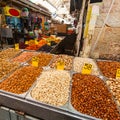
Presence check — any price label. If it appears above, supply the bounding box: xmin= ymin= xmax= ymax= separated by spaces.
xmin=56 ymin=60 xmax=65 ymax=70
xmin=35 ymin=40 xmax=39 ymax=45
xmin=25 ymin=41 xmax=29 ymax=45
xmin=32 ymin=56 xmax=39 ymax=67
xmin=15 ymin=43 xmax=19 ymax=50
xmin=82 ymin=63 xmax=92 ymax=74
xmin=116 ymin=69 xmax=120 ymax=79
xmin=47 ymin=42 xmax=51 ymax=46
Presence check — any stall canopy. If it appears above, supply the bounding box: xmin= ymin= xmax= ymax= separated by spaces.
xmin=30 ymin=0 xmax=72 ymax=23
xmin=30 ymin=0 xmax=70 ymax=13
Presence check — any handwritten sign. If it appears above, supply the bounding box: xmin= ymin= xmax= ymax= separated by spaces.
xmin=32 ymin=56 xmax=39 ymax=67
xmin=25 ymin=41 xmax=29 ymax=45
xmin=82 ymin=63 xmax=92 ymax=74
xmin=116 ymin=69 xmax=120 ymax=79
xmin=15 ymin=43 xmax=19 ymax=50
xmin=56 ymin=60 xmax=65 ymax=70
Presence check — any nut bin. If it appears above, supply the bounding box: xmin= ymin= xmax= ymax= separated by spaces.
xmin=0 ymin=58 xmax=20 ymax=80
xmin=99 ymin=54 xmax=120 ymax=62
xmin=71 ymin=73 xmax=120 ymax=120
xmin=97 ymin=61 xmax=120 ymax=79
xmin=28 ymin=52 xmax=53 ymax=67
xmin=106 ymin=78 xmax=120 ymax=107
xmin=0 ymin=66 xmax=43 ymax=95
xmin=50 ymin=54 xmax=73 ymax=70
xmin=11 ymin=51 xmax=36 ymax=63
xmin=0 ymin=48 xmax=22 ymax=60
xmin=30 ymin=70 xmax=71 ymax=107
xmin=73 ymin=57 xmax=100 ymax=76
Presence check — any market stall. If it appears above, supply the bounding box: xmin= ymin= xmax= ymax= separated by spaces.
xmin=0 ymin=0 xmax=120 ymax=120
xmin=0 ymin=48 xmax=120 ymax=120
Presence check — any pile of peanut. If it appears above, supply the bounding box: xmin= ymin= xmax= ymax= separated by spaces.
xmin=0 ymin=66 xmax=42 ymax=94
xmin=12 ymin=52 xmax=35 ymax=63
xmin=29 ymin=53 xmax=53 ymax=67
xmin=106 ymin=78 xmax=120 ymax=106
xmin=97 ymin=61 xmax=120 ymax=78
xmin=50 ymin=55 xmax=73 ymax=70
xmin=71 ymin=73 xmax=120 ymax=120
xmin=0 ymin=59 xmax=19 ymax=80
xmin=31 ymin=70 xmax=71 ymax=106
xmin=0 ymin=48 xmax=21 ymax=59
xmin=73 ymin=57 xmax=99 ymax=76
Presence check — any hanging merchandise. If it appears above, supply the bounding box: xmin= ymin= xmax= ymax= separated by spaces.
xmin=21 ymin=8 xmax=29 ymax=17
xmin=44 ymin=21 xmax=49 ymax=30
xmin=4 ymin=6 xmax=20 ymax=17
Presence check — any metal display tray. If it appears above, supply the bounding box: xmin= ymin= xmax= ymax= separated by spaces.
xmin=25 ymin=70 xmax=99 ymax=120
xmin=25 ymin=70 xmax=71 ymax=111
xmin=69 ymin=73 xmax=120 ymax=119
xmin=0 ymin=65 xmax=41 ymax=99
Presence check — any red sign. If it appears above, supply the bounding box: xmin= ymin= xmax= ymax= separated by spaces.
xmin=9 ymin=8 xmax=20 ymax=17
xmin=4 ymin=6 xmax=20 ymax=17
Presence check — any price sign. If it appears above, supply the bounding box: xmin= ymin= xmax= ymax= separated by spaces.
xmin=15 ymin=43 xmax=19 ymax=50
xmin=32 ymin=56 xmax=39 ymax=67
xmin=82 ymin=63 xmax=92 ymax=74
xmin=56 ymin=60 xmax=65 ymax=70
xmin=25 ymin=41 xmax=29 ymax=45
xmin=116 ymin=69 xmax=120 ymax=79
xmin=47 ymin=42 xmax=51 ymax=46
xmin=35 ymin=40 xmax=39 ymax=45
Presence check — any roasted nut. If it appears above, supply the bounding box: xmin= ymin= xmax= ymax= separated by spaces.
xmin=50 ymin=55 xmax=73 ymax=70
xmin=0 ymin=66 xmax=42 ymax=94
xmin=29 ymin=52 xmax=53 ymax=67
xmin=31 ymin=70 xmax=71 ymax=106
xmin=106 ymin=78 xmax=120 ymax=107
xmin=71 ymin=73 xmax=120 ymax=120
xmin=73 ymin=57 xmax=99 ymax=75
xmin=97 ymin=61 xmax=120 ymax=78
xmin=0 ymin=48 xmax=21 ymax=59
xmin=0 ymin=58 xmax=19 ymax=80
xmin=12 ymin=52 xmax=35 ymax=63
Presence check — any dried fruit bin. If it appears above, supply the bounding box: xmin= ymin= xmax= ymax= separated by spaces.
xmin=0 ymin=66 xmax=43 ymax=98
xmin=28 ymin=52 xmax=54 ymax=68
xmin=0 ymin=59 xmax=20 ymax=82
xmin=49 ymin=54 xmax=73 ymax=71
xmin=0 ymin=48 xmax=22 ymax=60
xmin=26 ymin=69 xmax=72 ymax=110
xmin=11 ymin=51 xmax=37 ymax=64
xmin=69 ymin=73 xmax=120 ymax=120
xmin=73 ymin=57 xmax=101 ymax=76
xmin=96 ymin=60 xmax=120 ymax=79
